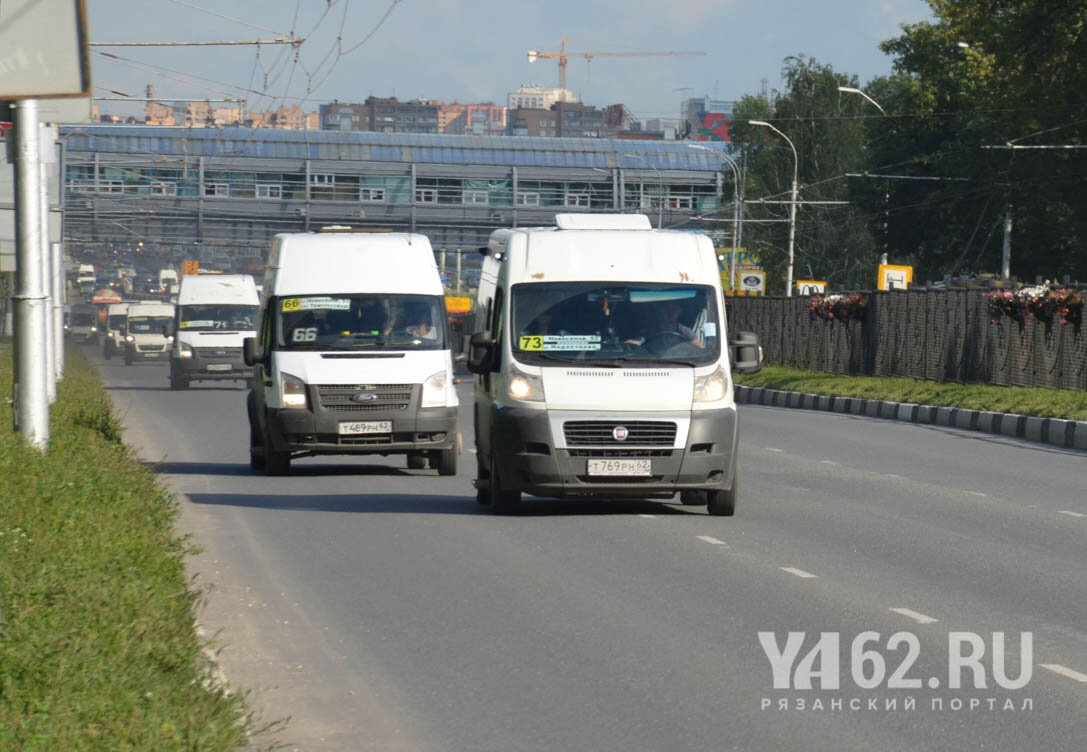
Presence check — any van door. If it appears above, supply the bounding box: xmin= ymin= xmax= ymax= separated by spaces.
xmin=474 ymin=286 xmax=503 ymax=459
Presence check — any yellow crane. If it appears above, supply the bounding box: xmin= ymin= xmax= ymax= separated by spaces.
xmin=527 ymin=38 xmax=706 ymax=102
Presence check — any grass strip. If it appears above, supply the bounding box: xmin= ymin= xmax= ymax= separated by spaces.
xmin=735 ymin=366 xmax=1087 ymax=421
xmin=0 ymin=347 xmax=253 ymax=750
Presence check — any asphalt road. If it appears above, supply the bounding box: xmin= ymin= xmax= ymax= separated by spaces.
xmin=87 ymin=343 xmax=1087 ymax=752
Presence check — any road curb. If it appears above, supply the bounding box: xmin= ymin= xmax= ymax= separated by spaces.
xmin=735 ymin=385 xmax=1087 ymax=451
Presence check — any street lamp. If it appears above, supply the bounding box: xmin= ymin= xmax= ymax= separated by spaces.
xmin=622 ymin=152 xmax=664 ymax=228
xmin=687 ymin=143 xmax=744 ymax=292
xmin=749 ymin=120 xmax=799 ymax=296
xmin=837 ymin=86 xmax=886 ymax=115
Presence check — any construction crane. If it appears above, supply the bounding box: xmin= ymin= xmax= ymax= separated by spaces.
xmin=527 ymin=38 xmax=706 ymax=102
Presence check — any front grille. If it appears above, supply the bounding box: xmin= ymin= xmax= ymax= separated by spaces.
xmin=317 ymin=383 xmax=414 ymax=412
xmin=567 ymin=449 xmax=673 ymax=458
xmin=314 ymin=433 xmax=395 ymax=446
xmin=137 ymin=344 xmax=164 ymax=352
xmin=564 ymin=421 xmax=677 ymax=447
xmin=196 ymin=347 xmax=242 ymax=359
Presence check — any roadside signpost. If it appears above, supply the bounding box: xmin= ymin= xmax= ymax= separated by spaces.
xmin=2 ymin=0 xmax=92 ymax=451
xmin=878 ymin=264 xmax=913 ymax=291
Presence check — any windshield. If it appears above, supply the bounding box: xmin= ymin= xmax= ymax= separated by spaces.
xmin=179 ymin=304 xmax=257 ymax=332
xmin=128 ymin=316 xmax=174 ymax=335
xmin=511 ymin=282 xmax=721 ymax=366
xmin=71 ymin=313 xmax=95 ymax=326
xmin=275 ymin=294 xmax=446 ymax=351
xmin=108 ymin=314 xmax=127 ymax=330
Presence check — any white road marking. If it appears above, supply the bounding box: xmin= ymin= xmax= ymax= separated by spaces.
xmin=964 ymin=491 xmax=988 ymax=497
xmin=820 ymin=460 xmax=840 ymax=466
xmin=766 ymin=447 xmax=785 ymax=453
xmin=1039 ymin=664 xmax=1087 ymax=682
xmin=638 ymin=514 xmax=657 ymax=519
xmin=884 ymin=473 xmax=906 ymax=480
xmin=779 ymin=567 xmax=817 ymax=579
xmin=889 ymin=607 xmax=939 ymax=624
xmin=696 ymin=535 xmax=727 ymax=546
xmin=1057 ymin=510 xmax=1086 ymax=518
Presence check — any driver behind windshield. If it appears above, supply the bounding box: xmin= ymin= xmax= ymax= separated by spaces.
xmin=625 ymin=299 xmax=704 ymax=349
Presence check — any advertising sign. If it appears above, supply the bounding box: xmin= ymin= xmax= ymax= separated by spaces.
xmin=878 ymin=264 xmax=913 ymax=291
xmin=797 ymin=280 xmax=827 ymax=295
xmin=182 ymin=259 xmax=199 ymax=276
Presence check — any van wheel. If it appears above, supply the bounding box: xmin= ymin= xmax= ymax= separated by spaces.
xmin=124 ymin=350 xmax=133 ymax=365
xmin=406 ymin=453 xmax=427 ymax=470
xmin=436 ymin=447 xmax=457 ymax=476
xmin=249 ymin=420 xmax=266 ymax=471
xmin=706 ymin=467 xmax=738 ymax=517
xmin=103 ymin=345 xmax=112 ymax=361
xmin=263 ymin=423 xmax=291 ymax=476
xmin=489 ymin=450 xmax=521 ymax=515
xmin=170 ymin=369 xmax=188 ymax=390
xmin=680 ymin=490 xmax=707 ymax=506
xmin=475 ymin=456 xmax=490 ymax=505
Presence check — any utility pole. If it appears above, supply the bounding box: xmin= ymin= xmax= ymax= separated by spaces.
xmin=1001 ymin=204 xmax=1012 ymax=281
xmin=12 ymin=100 xmax=49 ymax=449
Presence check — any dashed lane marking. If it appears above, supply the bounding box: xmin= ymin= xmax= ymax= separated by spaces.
xmin=780 ymin=567 xmax=817 ymax=579
xmin=964 ymin=491 xmax=988 ymax=497
xmin=1039 ymin=664 xmax=1087 ymax=683
xmin=766 ymin=447 xmax=784 ymax=453
xmin=638 ymin=514 xmax=657 ymax=519
xmin=889 ymin=607 xmax=939 ymax=625
xmin=696 ymin=535 xmax=727 ymax=546
xmin=1057 ymin=510 xmax=1085 ymax=518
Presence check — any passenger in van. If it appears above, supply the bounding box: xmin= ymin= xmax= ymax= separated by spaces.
xmin=625 ymin=299 xmax=704 ymax=349
xmin=405 ymin=302 xmax=438 ymax=340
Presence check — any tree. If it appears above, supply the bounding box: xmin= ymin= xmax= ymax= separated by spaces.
xmin=731 ymin=57 xmax=879 ymax=291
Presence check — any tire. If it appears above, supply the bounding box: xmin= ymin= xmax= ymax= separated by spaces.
xmin=249 ymin=419 xmax=266 ymax=471
xmin=706 ymin=466 xmax=738 ymax=517
xmin=436 ymin=446 xmax=457 ymax=476
xmin=407 ymin=453 xmax=427 ymax=470
xmin=475 ymin=455 xmax=490 ymax=505
xmin=124 ymin=350 xmax=133 ymax=366
xmin=263 ymin=421 xmax=291 ymax=476
xmin=103 ymin=343 xmax=112 ymax=361
xmin=680 ymin=490 xmax=707 ymax=506
xmin=169 ymin=368 xmax=188 ymax=390
xmin=489 ymin=449 xmax=521 ymax=515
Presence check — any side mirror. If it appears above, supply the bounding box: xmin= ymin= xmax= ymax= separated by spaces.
xmin=730 ymin=331 xmax=762 ymax=374
xmin=466 ymin=331 xmax=494 ymax=374
xmin=242 ymin=337 xmax=263 ymax=367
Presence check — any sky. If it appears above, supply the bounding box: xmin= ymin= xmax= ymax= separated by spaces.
xmin=88 ymin=0 xmax=936 ymax=121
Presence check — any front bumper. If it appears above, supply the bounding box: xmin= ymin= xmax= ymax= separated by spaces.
xmin=266 ymin=384 xmax=457 ymax=455
xmin=128 ymin=346 xmax=169 ymax=361
xmin=490 ymin=406 xmax=738 ymax=499
xmin=173 ymin=354 xmax=252 ymax=381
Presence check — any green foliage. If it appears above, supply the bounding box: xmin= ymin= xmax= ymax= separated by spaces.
xmin=725 ymin=2 xmax=1086 ymax=288
xmin=0 ymin=349 xmax=254 ymax=750
xmin=735 ymin=365 xmax=1087 ymax=421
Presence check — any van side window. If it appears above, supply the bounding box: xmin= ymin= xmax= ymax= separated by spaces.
xmin=491 ymin=288 xmax=504 ymax=368
xmin=260 ymin=301 xmax=274 ymax=352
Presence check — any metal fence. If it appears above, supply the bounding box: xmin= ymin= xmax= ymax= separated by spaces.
xmin=727 ymin=288 xmax=1087 ymax=391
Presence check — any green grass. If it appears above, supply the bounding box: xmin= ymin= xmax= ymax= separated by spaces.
xmin=734 ymin=366 xmax=1087 ymax=421
xmin=0 ymin=348 xmax=255 ymax=750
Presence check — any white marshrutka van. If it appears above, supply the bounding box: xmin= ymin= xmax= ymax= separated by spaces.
xmin=170 ymin=274 xmax=260 ymax=389
xmin=244 ymin=230 xmax=459 ymax=477
xmin=122 ymin=302 xmax=176 ymax=364
xmin=103 ymin=302 xmax=131 ymax=359
xmin=467 ymin=214 xmax=761 ymax=515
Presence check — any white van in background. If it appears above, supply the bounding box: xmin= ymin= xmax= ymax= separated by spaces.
xmin=171 ymin=274 xmax=259 ymax=390
xmin=122 ymin=302 xmax=176 ymax=365
xmin=103 ymin=302 xmax=130 ymax=360
xmin=466 ymin=214 xmax=761 ymax=515
xmin=159 ymin=268 xmax=179 ymax=296
xmin=244 ymin=229 xmax=459 ymax=477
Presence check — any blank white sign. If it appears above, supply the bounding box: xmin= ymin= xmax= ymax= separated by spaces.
xmin=0 ymin=0 xmax=90 ymax=99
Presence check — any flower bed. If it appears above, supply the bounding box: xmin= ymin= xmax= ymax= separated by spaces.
xmin=986 ymin=284 xmax=1083 ymax=326
xmin=808 ymin=293 xmax=867 ymax=324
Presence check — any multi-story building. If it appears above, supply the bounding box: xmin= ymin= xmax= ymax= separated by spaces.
xmin=507 ymin=85 xmax=576 ymax=111
xmin=320 ymin=97 xmax=440 ymax=134
xmin=249 ymin=105 xmax=319 ymax=130
xmin=682 ymin=96 xmax=735 ymax=141
xmin=508 ymin=102 xmax=604 ymax=138
xmin=439 ymin=103 xmax=507 ymax=136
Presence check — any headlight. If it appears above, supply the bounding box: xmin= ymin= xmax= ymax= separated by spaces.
xmin=106 ymin=331 xmax=114 ymax=338
xmin=421 ymin=370 xmax=449 ymax=408
xmin=166 ymin=335 xmax=175 ymax=343
xmin=507 ymin=365 xmax=544 ymax=403
xmin=91 ymin=326 xmax=97 ymax=332
xmin=693 ymin=365 xmax=728 ymax=403
xmin=280 ymin=371 xmax=307 ymax=408
xmin=177 ymin=342 xmax=193 ymax=358
xmin=125 ymin=334 xmax=135 ymax=342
